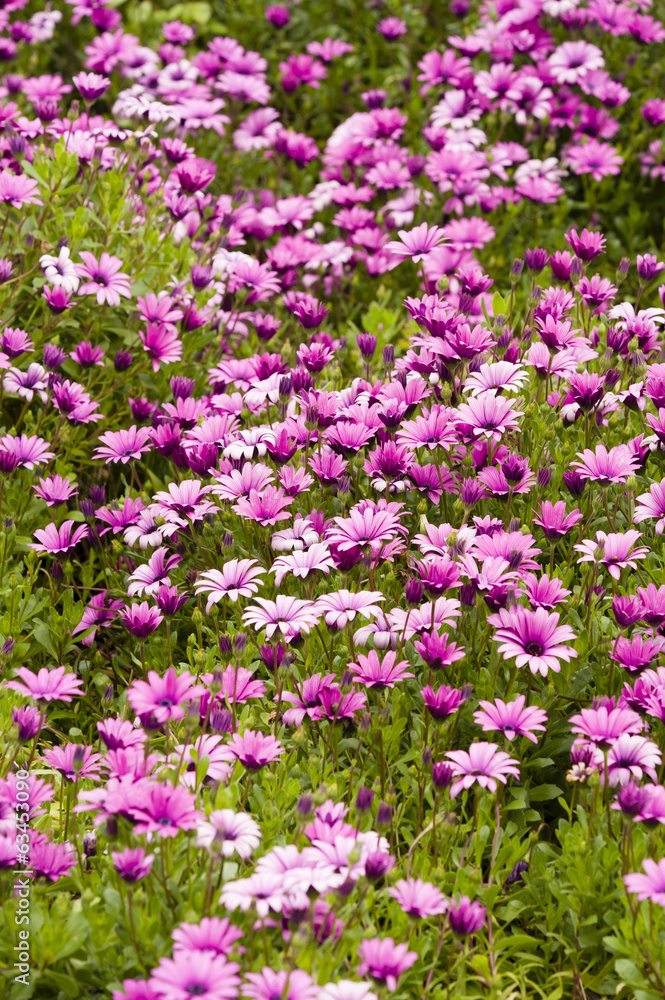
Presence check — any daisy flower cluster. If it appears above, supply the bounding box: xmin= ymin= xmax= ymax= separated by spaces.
xmin=2 ymin=0 xmax=665 ymax=997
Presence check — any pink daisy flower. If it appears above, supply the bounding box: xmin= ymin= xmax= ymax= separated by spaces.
xmin=76 ymin=251 xmax=132 ymax=305
xmin=172 ymin=916 xmax=243 ymax=956
xmin=31 ymin=520 xmax=89 ymax=555
xmin=624 ymin=858 xmax=665 ymax=905
xmin=348 ymin=650 xmax=414 ymax=689
xmin=571 ymin=444 xmax=638 ymax=485
xmin=634 ymin=480 xmax=665 ymax=535
xmin=242 ymin=595 xmax=320 ymax=641
xmin=270 ymin=544 xmax=335 ymax=587
xmin=150 ymin=949 xmax=240 ymax=1000
xmin=385 ymin=223 xmax=448 ymax=263
xmin=0 ymin=169 xmax=42 ymax=207
xmin=473 ymin=695 xmax=547 ymax=743
xmin=140 ymin=323 xmax=183 ymax=372
xmin=315 ymin=590 xmax=385 ymax=630
xmin=357 ymin=938 xmax=417 ymax=992
xmin=227 ymin=731 xmax=284 ymax=770
xmin=128 ymin=668 xmax=204 ymax=724
xmin=196 ymin=809 xmax=262 ymax=858
xmin=574 ymin=530 xmax=649 ymax=580
xmin=93 ymin=426 xmax=153 ymax=465
xmin=7 ymin=665 xmax=84 ymax=703
xmin=232 ymin=486 xmax=292 ymax=526
xmin=455 ymin=391 xmax=523 ymax=442
xmin=195 ymin=560 xmax=265 ymax=611
xmin=569 ymin=705 xmax=642 ymax=749
xmin=387 ymin=878 xmax=448 ymax=919
xmin=243 ymin=969 xmax=317 ymax=1000
xmin=490 ymin=606 xmax=577 ymax=677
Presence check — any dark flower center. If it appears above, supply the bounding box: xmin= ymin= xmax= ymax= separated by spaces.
xmin=156 ymin=816 xmax=172 ymax=826
xmin=525 ymin=641 xmax=544 ymax=656
xmin=186 ymin=985 xmax=207 ymax=996
xmin=93 ymin=273 xmax=107 ymax=286
xmin=157 ymin=698 xmax=174 ymax=706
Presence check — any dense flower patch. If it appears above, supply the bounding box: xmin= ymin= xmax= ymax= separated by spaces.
xmin=3 ymin=0 xmax=665 ymax=997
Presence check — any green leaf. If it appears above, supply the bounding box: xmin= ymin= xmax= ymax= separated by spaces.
xmin=31 ymin=621 xmax=59 ymax=659
xmin=529 ymin=784 xmax=564 ymax=802
xmin=616 ymin=958 xmax=649 ymax=989
xmin=492 ymin=291 xmax=507 ymax=316
xmin=42 ymin=971 xmax=81 ymax=996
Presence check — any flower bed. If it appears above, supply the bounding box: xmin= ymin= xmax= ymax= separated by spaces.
xmin=1 ymin=0 xmax=665 ymax=997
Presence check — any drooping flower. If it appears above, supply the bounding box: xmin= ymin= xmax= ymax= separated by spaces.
xmin=242 ymin=596 xmax=320 ymax=641
xmin=348 ymin=651 xmax=413 ymax=690
xmin=195 ymin=561 xmax=265 ymax=611
xmin=445 ymin=743 xmax=520 ymax=797
xmin=7 ymin=665 xmax=84 ymax=703
xmin=473 ymin=695 xmax=547 ymax=743
xmin=31 ymin=520 xmax=89 ymax=555
xmin=93 ymin=426 xmax=153 ymax=465
xmin=227 ymin=731 xmax=284 ymax=770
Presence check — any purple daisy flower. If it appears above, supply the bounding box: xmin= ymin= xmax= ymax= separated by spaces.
xmin=357 ymin=937 xmax=417 ymax=992
xmin=387 ymin=878 xmax=448 ymax=918
xmin=448 ymin=896 xmax=487 ymax=936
